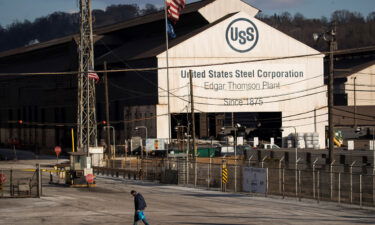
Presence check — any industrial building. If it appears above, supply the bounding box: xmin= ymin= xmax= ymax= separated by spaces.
xmin=0 ymin=0 xmax=374 ymax=152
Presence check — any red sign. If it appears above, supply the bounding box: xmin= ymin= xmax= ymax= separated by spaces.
xmin=0 ymin=173 xmax=6 ymax=184
xmin=85 ymin=174 xmax=94 ymax=184
xmin=54 ymin=146 xmax=62 ymax=156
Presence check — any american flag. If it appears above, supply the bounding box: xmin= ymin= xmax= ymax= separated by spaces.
xmin=166 ymin=0 xmax=186 ymax=22
xmin=87 ymin=71 xmax=99 ymax=82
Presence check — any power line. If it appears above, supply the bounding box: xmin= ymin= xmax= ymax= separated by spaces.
xmin=345 ymin=83 xmax=375 ymax=88
xmin=97 ymin=39 xmax=192 ymax=108
xmin=332 ymin=113 xmax=375 ymax=122
xmin=333 ymin=107 xmax=375 ymax=119
xmin=1 ymin=46 xmax=375 ymax=77
xmin=10 ymin=105 xmax=375 ymax=127
xmin=0 ymin=106 xmax=328 ymax=127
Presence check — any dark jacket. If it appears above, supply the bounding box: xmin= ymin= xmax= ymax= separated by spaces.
xmin=134 ymin=193 xmax=147 ymax=211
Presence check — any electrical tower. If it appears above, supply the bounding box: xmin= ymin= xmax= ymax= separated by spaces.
xmin=77 ymin=0 xmax=97 ymax=154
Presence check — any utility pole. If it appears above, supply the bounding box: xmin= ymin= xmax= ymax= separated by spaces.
xmin=104 ymin=61 xmax=111 ymax=159
xmin=189 ymin=70 xmax=197 ymax=157
xmin=231 ymin=112 xmax=234 ymax=128
xmin=77 ymin=0 xmax=97 ymax=155
xmin=353 ymin=77 xmax=357 ymax=130
xmin=164 ymin=2 xmax=171 ymax=155
xmin=328 ymin=22 xmax=337 ymax=164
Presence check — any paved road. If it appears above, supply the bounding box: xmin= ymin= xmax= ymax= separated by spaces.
xmin=1 ymin=172 xmax=375 ymax=225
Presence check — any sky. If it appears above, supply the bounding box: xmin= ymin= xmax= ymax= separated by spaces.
xmin=0 ymin=0 xmax=374 ymax=27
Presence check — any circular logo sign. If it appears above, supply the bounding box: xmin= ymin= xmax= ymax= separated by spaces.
xmin=226 ymin=18 xmax=259 ymax=53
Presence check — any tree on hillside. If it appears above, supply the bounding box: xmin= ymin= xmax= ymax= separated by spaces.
xmin=0 ymin=5 xmax=374 ymax=53
xmin=140 ymin=4 xmax=160 ymax=15
xmin=0 ymin=4 xmax=151 ymax=52
xmin=257 ymin=10 xmax=375 ymax=51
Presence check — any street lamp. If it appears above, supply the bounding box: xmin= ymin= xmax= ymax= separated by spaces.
xmin=135 ymin=126 xmax=147 ymax=158
xmin=313 ymin=22 xmax=337 ymax=164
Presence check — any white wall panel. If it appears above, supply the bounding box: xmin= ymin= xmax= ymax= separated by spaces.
xmin=346 ymin=65 xmax=375 ymax=106
xmin=156 ymin=11 xmax=327 ymax=147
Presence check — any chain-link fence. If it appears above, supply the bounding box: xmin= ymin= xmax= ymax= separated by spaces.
xmin=0 ymin=165 xmax=42 ymax=198
xmin=96 ymin=157 xmax=375 ymax=207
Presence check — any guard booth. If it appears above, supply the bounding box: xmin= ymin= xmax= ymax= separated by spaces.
xmin=66 ymin=152 xmax=95 ymax=187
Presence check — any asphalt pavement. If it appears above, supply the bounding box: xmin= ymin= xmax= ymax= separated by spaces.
xmin=1 ymin=169 xmax=375 ymax=225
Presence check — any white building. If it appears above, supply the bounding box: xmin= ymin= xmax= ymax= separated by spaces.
xmin=0 ymin=0 xmax=330 ymax=150
xmin=156 ymin=0 xmax=327 ymax=147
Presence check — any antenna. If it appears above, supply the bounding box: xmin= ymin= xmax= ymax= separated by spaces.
xmin=77 ymin=0 xmax=98 ymax=154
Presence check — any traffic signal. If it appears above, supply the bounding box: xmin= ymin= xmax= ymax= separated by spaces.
xmin=18 ymin=120 xmax=23 ymax=124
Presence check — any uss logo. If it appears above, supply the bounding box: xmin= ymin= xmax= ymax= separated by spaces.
xmin=226 ymin=18 xmax=259 ymax=53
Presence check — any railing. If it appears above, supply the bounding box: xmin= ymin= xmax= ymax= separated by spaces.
xmin=0 ymin=164 xmax=42 ymax=198
xmin=96 ymin=157 xmax=375 ymax=207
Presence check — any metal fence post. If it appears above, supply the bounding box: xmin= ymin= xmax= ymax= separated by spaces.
xmin=248 ymin=155 xmax=254 ymax=167
xmin=317 ymin=170 xmax=320 ymax=204
xmin=37 ymin=163 xmax=42 ymax=198
xmin=338 ymin=172 xmax=341 ymax=205
xmin=360 ymin=174 xmax=363 ymax=208
xmin=234 ymin=157 xmax=237 ymax=193
xmin=350 ymin=161 xmax=356 ymax=204
xmin=0 ymin=169 xmax=3 ymax=197
xmin=10 ymin=169 xmax=13 ymax=197
xmin=220 ymin=160 xmax=223 ymax=191
xmin=194 ymin=157 xmax=197 ymax=187
xmin=330 ymin=160 xmax=336 ymax=200
xmin=313 ymin=158 xmax=318 ymax=199
xmin=282 ymin=168 xmax=285 ymax=199
xmin=295 ymin=158 xmax=301 ymax=199
xmin=187 ymin=159 xmax=190 ymax=185
xmin=145 ymin=159 xmax=148 ymax=180
xmin=208 ymin=156 xmax=212 ymax=189
xmin=279 ymin=156 xmax=285 ymax=194
xmin=137 ymin=156 xmax=139 ymax=173
xmin=261 ymin=156 xmax=267 ymax=168
xmin=266 ymin=168 xmax=269 ymax=197
xmin=298 ymin=170 xmax=302 ymax=201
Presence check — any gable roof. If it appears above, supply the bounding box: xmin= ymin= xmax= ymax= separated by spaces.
xmin=328 ymin=46 xmax=375 ymax=78
xmin=0 ymin=0 xmax=216 ymax=59
xmin=95 ymin=0 xmax=216 ymax=35
xmin=96 ymin=13 xmax=235 ymax=64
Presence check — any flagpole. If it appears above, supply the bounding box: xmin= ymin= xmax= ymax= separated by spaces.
xmin=164 ymin=1 xmax=171 ymax=155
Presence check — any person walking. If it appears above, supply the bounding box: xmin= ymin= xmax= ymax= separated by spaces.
xmin=131 ymin=190 xmax=150 ymax=225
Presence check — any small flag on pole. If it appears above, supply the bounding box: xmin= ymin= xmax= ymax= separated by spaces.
xmin=167 ymin=20 xmax=176 ymax=39
xmin=88 ymin=70 xmax=99 ymax=82
xmin=166 ymin=0 xmax=186 ymax=22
